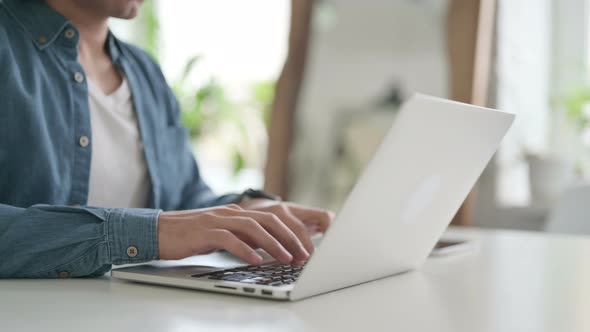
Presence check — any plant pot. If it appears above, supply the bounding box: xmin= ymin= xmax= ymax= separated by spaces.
xmin=526 ymin=155 xmax=575 ymax=207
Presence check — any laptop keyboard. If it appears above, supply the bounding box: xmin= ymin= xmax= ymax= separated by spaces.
xmin=192 ymin=263 xmax=303 ymax=287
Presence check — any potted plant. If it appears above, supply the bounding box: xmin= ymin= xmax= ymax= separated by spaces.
xmin=133 ymin=1 xmax=271 ymax=179
xmin=562 ymin=85 xmax=590 ymax=148
xmin=525 ymin=85 xmax=590 ymax=206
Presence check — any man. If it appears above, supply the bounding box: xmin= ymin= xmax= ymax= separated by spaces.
xmin=0 ymin=0 xmax=333 ymax=278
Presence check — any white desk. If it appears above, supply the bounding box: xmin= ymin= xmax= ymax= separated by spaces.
xmin=1 ymin=227 xmax=589 ymax=332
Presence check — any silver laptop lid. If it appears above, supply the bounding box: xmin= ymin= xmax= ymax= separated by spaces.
xmin=290 ymin=94 xmax=514 ymax=300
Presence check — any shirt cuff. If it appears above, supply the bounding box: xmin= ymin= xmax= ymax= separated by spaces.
xmin=106 ymin=208 xmax=161 ymax=265
xmin=222 ymin=193 xmax=242 ymax=205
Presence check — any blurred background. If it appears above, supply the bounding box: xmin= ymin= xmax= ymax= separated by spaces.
xmin=111 ymin=0 xmax=590 ymax=235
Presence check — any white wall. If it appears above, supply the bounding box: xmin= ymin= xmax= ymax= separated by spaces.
xmin=290 ymin=0 xmax=450 ymax=206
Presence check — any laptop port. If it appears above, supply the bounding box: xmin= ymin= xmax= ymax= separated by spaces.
xmin=243 ymin=287 xmax=256 ymax=293
xmin=261 ymin=290 xmax=273 ymax=296
xmin=214 ymin=285 xmax=236 ymax=290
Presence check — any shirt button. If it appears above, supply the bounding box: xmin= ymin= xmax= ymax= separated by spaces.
xmin=79 ymin=135 xmax=89 ymax=147
xmin=64 ymin=29 xmax=76 ymax=39
xmin=74 ymin=72 xmax=84 ymax=83
xmin=127 ymin=246 xmax=139 ymax=258
xmin=38 ymin=36 xmax=47 ymax=44
xmin=58 ymin=271 xmax=70 ymax=279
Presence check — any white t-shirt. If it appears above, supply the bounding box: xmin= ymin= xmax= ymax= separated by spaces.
xmin=86 ymin=77 xmax=150 ymax=208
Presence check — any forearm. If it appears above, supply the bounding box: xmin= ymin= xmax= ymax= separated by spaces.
xmin=0 ymin=204 xmax=160 ymax=278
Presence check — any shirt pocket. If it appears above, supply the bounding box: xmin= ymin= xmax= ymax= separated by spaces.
xmin=160 ymin=126 xmax=191 ymax=166
xmin=157 ymin=126 xmax=194 ymax=206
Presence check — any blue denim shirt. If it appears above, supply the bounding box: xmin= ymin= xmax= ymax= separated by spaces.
xmin=0 ymin=0 xmax=238 ymax=278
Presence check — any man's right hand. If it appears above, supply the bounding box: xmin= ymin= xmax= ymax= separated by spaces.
xmin=157 ymin=204 xmax=312 ymax=265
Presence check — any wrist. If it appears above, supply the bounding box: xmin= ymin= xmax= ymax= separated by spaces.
xmin=236 ymin=189 xmax=281 ymax=205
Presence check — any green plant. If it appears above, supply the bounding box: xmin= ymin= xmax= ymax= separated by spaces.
xmin=250 ymin=80 xmax=276 ymax=129
xmin=562 ymin=86 xmax=590 ymax=130
xmin=135 ymin=0 xmax=160 ymax=61
xmin=132 ymin=1 xmax=274 ymax=175
xmin=172 ymin=56 xmax=250 ymax=174
xmin=171 ymin=56 xmax=226 ymax=138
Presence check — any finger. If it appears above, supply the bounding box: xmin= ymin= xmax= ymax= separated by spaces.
xmin=217 ymin=217 xmax=294 ymax=264
xmin=270 ymin=206 xmax=315 ymax=255
xmin=285 ymin=204 xmax=334 ymax=233
xmin=238 ymin=210 xmax=310 ymax=261
xmin=292 ymin=259 xmax=307 ymax=266
xmin=209 ymin=229 xmax=263 ymax=265
xmin=306 ymin=224 xmax=322 ymax=235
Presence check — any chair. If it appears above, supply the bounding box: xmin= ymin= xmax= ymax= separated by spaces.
xmin=545 ymin=184 xmax=590 ymax=235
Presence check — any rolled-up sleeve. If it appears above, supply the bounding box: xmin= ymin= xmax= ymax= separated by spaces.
xmin=0 ymin=204 xmax=160 ymax=278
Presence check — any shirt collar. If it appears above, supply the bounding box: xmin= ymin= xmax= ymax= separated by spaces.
xmin=1 ymin=0 xmax=125 ymax=61
xmin=1 ymin=0 xmax=70 ymax=50
xmin=107 ymin=31 xmax=123 ymax=64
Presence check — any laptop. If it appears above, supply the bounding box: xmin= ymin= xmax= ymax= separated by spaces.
xmin=112 ymin=94 xmax=515 ymax=301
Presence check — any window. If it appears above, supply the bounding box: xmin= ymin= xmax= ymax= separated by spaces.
xmin=111 ymin=0 xmax=291 ymax=193
xmin=495 ymin=0 xmax=589 ymax=207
